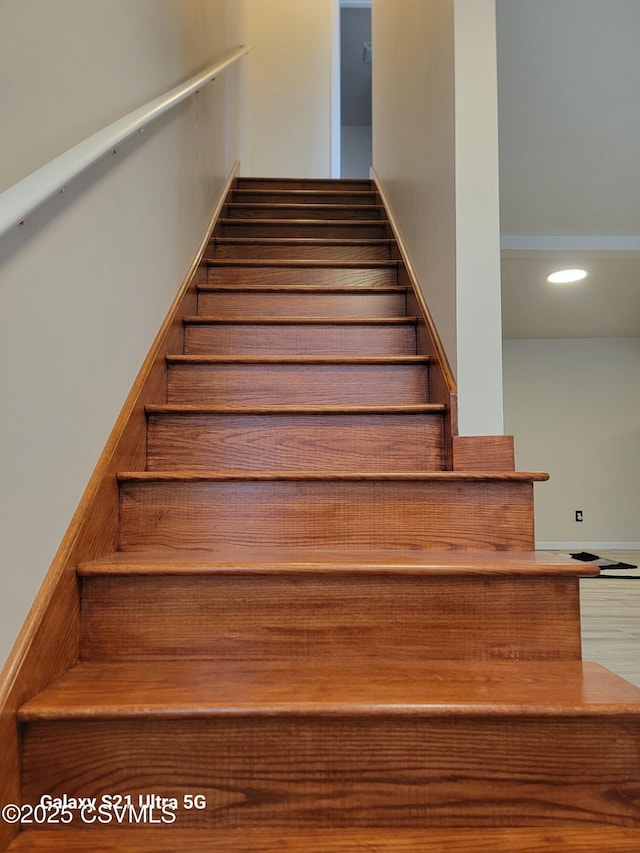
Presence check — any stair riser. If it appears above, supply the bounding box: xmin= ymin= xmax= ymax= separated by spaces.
xmin=206 ymin=267 xmax=398 ymax=287
xmin=230 ymin=192 xmax=378 ymax=205
xmin=167 ymin=364 xmax=430 ymax=406
xmin=22 ymin=717 xmax=640 ymax=827
xmin=80 ymin=574 xmax=581 ymax=661
xmin=197 ymin=291 xmax=406 ymax=318
xmin=227 ymin=205 xmax=384 ymax=220
xmin=183 ymin=324 xmax=417 ymax=357
xmin=207 ymin=242 xmax=392 ymax=260
xmin=8 ymin=828 xmax=640 ymax=852
xmin=235 ymin=178 xmax=373 ymax=192
xmin=146 ymin=413 xmax=444 ymax=471
xmin=218 ymin=222 xmax=388 ymax=238
xmin=117 ymin=480 xmax=536 ymax=551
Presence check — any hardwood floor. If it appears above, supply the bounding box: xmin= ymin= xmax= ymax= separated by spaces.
xmin=551 ymin=550 xmax=640 ymax=686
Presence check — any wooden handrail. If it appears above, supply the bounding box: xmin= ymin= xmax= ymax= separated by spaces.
xmin=0 ymin=45 xmax=249 ymax=240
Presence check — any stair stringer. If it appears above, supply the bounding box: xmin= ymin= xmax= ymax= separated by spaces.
xmin=371 ymin=169 xmax=458 ymax=466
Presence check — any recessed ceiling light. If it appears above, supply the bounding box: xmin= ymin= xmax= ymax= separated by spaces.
xmin=547 ymin=268 xmax=588 ymax=284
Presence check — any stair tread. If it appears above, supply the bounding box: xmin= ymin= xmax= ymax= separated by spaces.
xmin=10 ymin=827 xmax=640 ymax=851
xmin=19 ymin=660 xmax=640 ymax=720
xmin=232 ymin=189 xmax=378 ymax=198
xmin=197 ymin=284 xmax=407 ymax=292
xmin=220 ymin=218 xmax=388 ymax=226
xmin=116 ymin=470 xmax=550 ymax=483
xmin=206 ymin=258 xmax=399 ymax=268
xmin=227 ymin=203 xmax=385 ymax=211
xmin=184 ymin=315 xmax=417 ymax=325
xmin=146 ymin=403 xmax=445 ymax=414
xmin=78 ymin=548 xmax=595 ymax=576
xmin=212 ymin=237 xmax=394 ymax=245
xmin=167 ymin=354 xmax=431 ymax=364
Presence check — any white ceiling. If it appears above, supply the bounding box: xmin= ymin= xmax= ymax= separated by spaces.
xmin=496 ymin=0 xmax=640 ymax=339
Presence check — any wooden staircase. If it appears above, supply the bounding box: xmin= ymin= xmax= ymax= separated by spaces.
xmin=3 ymin=176 xmax=640 ymax=851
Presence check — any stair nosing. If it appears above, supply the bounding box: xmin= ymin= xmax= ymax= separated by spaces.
xmin=211 ymin=238 xmax=394 ymax=246
xmin=226 ymin=203 xmax=385 ymax=211
xmin=77 ymin=548 xmax=597 ymax=578
xmin=18 ymin=661 xmax=640 ymax=722
xmin=183 ymin=316 xmax=417 ymax=326
xmin=116 ymin=470 xmax=550 ymax=483
xmin=145 ymin=404 xmax=445 ymax=415
xmin=230 ymin=189 xmax=378 ymax=198
xmin=206 ymin=258 xmax=399 ymax=268
xmin=197 ymin=285 xmax=407 ymax=293
xmin=166 ymin=355 xmax=431 ymax=364
xmin=219 ymin=218 xmax=389 ymax=226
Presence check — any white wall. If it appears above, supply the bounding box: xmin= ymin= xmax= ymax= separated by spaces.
xmin=238 ymin=0 xmax=334 ymax=177
xmin=372 ymin=0 xmax=503 ymax=435
xmin=0 ymin=0 xmax=243 ymax=667
xmin=372 ymin=0 xmax=456 ymax=369
xmin=453 ymin=0 xmax=503 ymax=435
xmin=503 ymin=337 xmax=640 ymax=548
xmin=496 ymin=0 xmax=640 ymax=239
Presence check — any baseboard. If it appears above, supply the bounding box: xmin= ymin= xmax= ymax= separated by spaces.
xmin=537 ymin=542 xmax=640 ymax=551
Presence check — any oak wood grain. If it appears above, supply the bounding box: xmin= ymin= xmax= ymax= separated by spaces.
xmin=234 ymin=177 xmax=373 ymax=191
xmin=453 ymin=435 xmax=516 ymax=471
xmin=226 ymin=203 xmax=385 ymax=220
xmin=183 ymin=318 xmax=417 ymax=356
xmin=77 ymin=547 xmax=597 ymax=577
xmin=146 ymin=409 xmax=445 ymax=471
xmin=20 ymin=661 xmax=640 ymax=717
xmin=230 ymin=189 xmax=379 ymax=205
xmin=118 ymin=469 xmax=549 ymax=483
xmin=217 ymin=219 xmax=389 ymax=239
xmin=206 ymin=263 xmax=398 ymax=287
xmin=167 ymin=358 xmax=431 ymax=405
xmin=197 ymin=288 xmax=406 ymax=317
xmin=117 ymin=476 xmax=538 ymax=551
xmin=78 ymin=573 xmax=581 ymax=660
xmin=20 ymin=713 xmax=640 ymax=827
xmin=8 ymin=827 xmax=640 ymax=852
xmin=207 ymin=237 xmax=393 ymax=260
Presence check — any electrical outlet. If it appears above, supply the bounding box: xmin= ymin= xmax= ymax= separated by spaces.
xmin=575 ymin=510 xmax=583 ymax=522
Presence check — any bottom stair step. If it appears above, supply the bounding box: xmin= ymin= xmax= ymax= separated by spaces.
xmin=7 ymin=827 xmax=640 ymax=851
xmin=18 ymin=661 xmax=640 ymax=829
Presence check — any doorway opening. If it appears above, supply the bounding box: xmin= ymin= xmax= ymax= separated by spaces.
xmin=336 ymin=0 xmax=372 ymax=178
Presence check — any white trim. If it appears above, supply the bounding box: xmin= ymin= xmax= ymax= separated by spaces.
xmin=0 ymin=45 xmax=249 ymax=240
xmin=537 ymin=542 xmax=640 ymax=551
xmin=501 ymin=234 xmax=640 ymax=253
xmin=331 ymin=0 xmax=342 ymax=178
xmin=340 ymin=0 xmax=371 ymax=8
